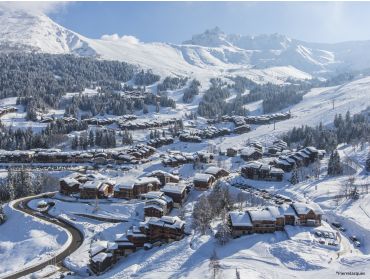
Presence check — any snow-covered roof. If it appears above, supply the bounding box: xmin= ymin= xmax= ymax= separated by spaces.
xmin=91 ymin=252 xmax=112 ymax=263
xmin=193 ymin=173 xmax=214 ymax=183
xmin=161 ymin=183 xmax=187 ymax=194
xmin=135 ymin=177 xmax=160 ymax=186
xmin=292 ymin=202 xmax=324 ymax=215
xmin=60 ymin=177 xmax=80 ymax=186
xmin=244 ymin=161 xmax=262 ymax=169
xmin=240 ymin=147 xmax=259 ymax=156
xmin=141 ymin=191 xmax=164 ymax=200
xmin=270 ymin=167 xmax=284 ymax=174
xmin=146 ymin=215 xmax=185 ymax=229
xmin=204 ymin=166 xmax=224 ymax=176
xmin=114 ymin=178 xmax=136 ymax=190
xmin=229 ymin=211 xmax=252 ymax=227
xmin=248 ymin=209 xmax=276 ymax=222
xmin=145 ymin=170 xmax=179 ymax=181
xmin=115 ymin=234 xmax=129 ymax=242
xmin=80 ymin=180 xmax=102 ymax=190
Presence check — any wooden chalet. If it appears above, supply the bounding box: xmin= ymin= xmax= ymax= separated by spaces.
xmin=145 ymin=170 xmax=180 ymax=186
xmin=291 ymin=202 xmax=323 ymax=226
xmin=114 ymin=234 xmax=136 ymax=257
xmin=240 ymin=147 xmax=263 ymax=161
xmin=248 ymin=209 xmax=276 ymax=233
xmin=241 ymin=161 xmax=284 ymax=181
xmin=59 ymin=177 xmax=80 ymax=195
xmin=226 ymin=147 xmax=238 ymax=157
xmin=161 ymin=183 xmax=189 ymax=207
xmin=204 ymin=166 xmax=230 ymax=179
xmin=79 ymin=180 xmax=113 ymax=199
xmin=228 ymin=211 xmax=253 ymax=237
xmin=193 ymin=173 xmax=215 ymax=190
xmin=141 ymin=216 xmax=185 ymax=243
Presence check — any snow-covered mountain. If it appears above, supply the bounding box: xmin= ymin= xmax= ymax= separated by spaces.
xmin=0 ymin=9 xmax=96 ymax=56
xmin=2 ymin=9 xmax=370 ymax=80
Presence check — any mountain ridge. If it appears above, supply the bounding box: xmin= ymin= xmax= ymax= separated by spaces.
xmin=2 ymin=9 xmax=370 ymax=79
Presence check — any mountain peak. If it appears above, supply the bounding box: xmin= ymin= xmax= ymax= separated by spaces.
xmin=182 ymin=26 xmax=232 ymax=47
xmin=0 ymin=9 xmax=96 ymax=56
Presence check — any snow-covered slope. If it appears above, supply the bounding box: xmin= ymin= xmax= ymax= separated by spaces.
xmin=0 ymin=9 xmax=95 ymax=56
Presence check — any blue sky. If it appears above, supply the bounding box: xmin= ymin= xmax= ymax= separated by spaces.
xmin=45 ymin=1 xmax=370 ymax=44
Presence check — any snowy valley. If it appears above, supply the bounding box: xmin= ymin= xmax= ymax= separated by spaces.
xmin=0 ymin=6 xmax=369 ymax=280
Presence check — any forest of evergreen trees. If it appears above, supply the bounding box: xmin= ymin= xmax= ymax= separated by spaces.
xmin=282 ymin=110 xmax=370 ymax=151
xmin=157 ymin=76 xmax=188 ymax=92
xmin=197 ymin=78 xmax=247 ymax=118
xmin=183 ymin=79 xmax=201 ymax=103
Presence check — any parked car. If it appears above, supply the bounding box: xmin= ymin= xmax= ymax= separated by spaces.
xmin=315 ymin=231 xmax=322 ymax=237
xmin=323 ymin=232 xmax=330 ymax=238
xmin=318 ymin=238 xmax=325 ymax=244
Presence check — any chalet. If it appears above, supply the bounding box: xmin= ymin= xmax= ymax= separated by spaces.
xmin=197 ymin=152 xmax=214 ymax=163
xmin=291 ymin=202 xmax=323 ymax=226
xmin=241 ymin=161 xmax=284 ymax=181
xmin=145 ymin=170 xmax=180 ymax=186
xmin=59 ymin=177 xmax=80 ymax=195
xmin=161 ymin=183 xmax=189 ymax=207
xmin=90 ymin=252 xmax=113 ymax=274
xmin=113 ymin=180 xmax=136 ymax=199
xmin=273 ymin=158 xmax=294 ymax=172
xmin=204 ymin=166 xmax=230 ymax=179
xmin=193 ymin=173 xmax=215 ymax=190
xmin=126 ymin=226 xmax=149 ymax=248
xmin=79 ymin=180 xmax=113 ymax=199
xmin=248 ymin=209 xmax=276 ymax=233
xmin=270 ymin=167 xmax=284 ymax=181
xmin=266 ymin=206 xmax=292 ymax=230
xmin=114 ymin=234 xmax=136 ymax=257
xmin=234 ymin=124 xmax=251 ymax=134
xmin=133 ymin=177 xmax=161 ymax=196
xmin=240 ymin=147 xmax=263 ymax=161
xmin=144 ymin=196 xmax=173 ymax=218
xmin=228 ymin=211 xmax=253 ymax=237
xmin=141 ymin=216 xmax=185 ymax=242
xmin=227 ymin=147 xmax=238 ymax=157
xmin=142 ymin=192 xmax=173 ymax=218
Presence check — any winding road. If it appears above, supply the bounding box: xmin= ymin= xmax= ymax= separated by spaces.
xmin=1 ymin=193 xmax=84 ymax=279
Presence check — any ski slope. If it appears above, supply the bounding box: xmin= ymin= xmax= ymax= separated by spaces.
xmin=219 ymin=75 xmax=370 ymax=149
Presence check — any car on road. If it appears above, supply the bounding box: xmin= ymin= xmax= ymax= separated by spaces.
xmin=354 ymin=241 xmax=361 ymax=247
xmin=350 ymin=236 xmax=361 ymax=247
xmin=332 ymin=222 xmax=341 ymax=228
xmin=350 ymin=235 xmax=359 ymax=242
xmin=339 ymin=226 xmax=346 ymax=232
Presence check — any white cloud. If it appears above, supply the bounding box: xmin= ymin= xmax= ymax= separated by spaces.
xmin=101 ymin=34 xmax=140 ymax=44
xmin=0 ymin=1 xmax=70 ymax=15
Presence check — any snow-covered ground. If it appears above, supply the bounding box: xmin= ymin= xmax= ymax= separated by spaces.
xmin=0 ymin=202 xmax=68 ymax=277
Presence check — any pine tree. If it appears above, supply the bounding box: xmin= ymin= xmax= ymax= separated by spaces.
xmin=328 ymin=150 xmax=343 ymax=175
xmin=290 ymin=164 xmax=299 ymax=184
xmin=192 ymin=195 xmax=213 ymax=235
xmin=366 ymin=153 xmax=370 ymax=172
xmin=215 ymin=221 xmax=231 ymax=245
